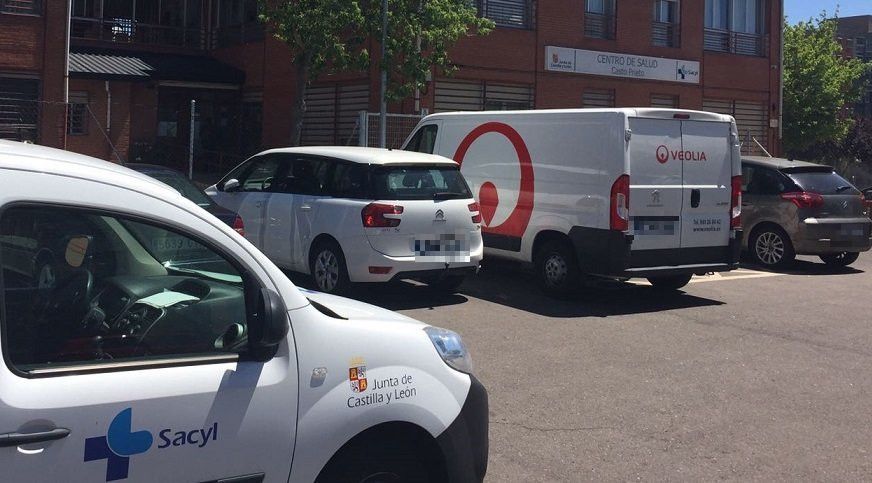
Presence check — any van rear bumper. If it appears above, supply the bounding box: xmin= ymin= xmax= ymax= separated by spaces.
xmin=568 ymin=226 xmax=634 ymax=275
xmin=621 ymin=230 xmax=743 ymax=277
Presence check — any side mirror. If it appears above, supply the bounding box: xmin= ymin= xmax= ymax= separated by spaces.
xmin=223 ymin=178 xmax=241 ymax=192
xmin=249 ymin=288 xmax=289 ymax=361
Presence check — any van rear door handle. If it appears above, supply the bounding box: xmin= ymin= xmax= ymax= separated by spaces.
xmin=0 ymin=428 xmax=71 ymax=447
xmin=690 ymin=189 xmax=701 ymax=208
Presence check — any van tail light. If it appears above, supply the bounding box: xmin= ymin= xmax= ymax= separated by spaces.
xmin=610 ymin=174 xmax=630 ymax=232
xmin=730 ymin=175 xmax=742 ymax=229
xmin=232 ymin=215 xmax=245 ymax=236
xmin=468 ymin=201 xmax=482 ymax=224
xmin=362 ymin=203 xmax=404 ymax=227
xmin=780 ymin=191 xmax=824 ymax=209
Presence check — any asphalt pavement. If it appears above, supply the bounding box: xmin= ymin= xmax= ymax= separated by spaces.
xmin=342 ymin=254 xmax=872 ymax=481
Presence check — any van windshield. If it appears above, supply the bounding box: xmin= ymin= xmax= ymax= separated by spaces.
xmin=371 ymin=164 xmax=472 ymax=200
xmin=784 ymin=169 xmax=859 ymax=195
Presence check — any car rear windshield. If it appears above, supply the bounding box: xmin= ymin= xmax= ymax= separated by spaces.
xmin=149 ymin=171 xmax=214 ymax=206
xmin=370 ymin=165 xmax=472 ymax=200
xmin=784 ymin=169 xmax=859 ymax=195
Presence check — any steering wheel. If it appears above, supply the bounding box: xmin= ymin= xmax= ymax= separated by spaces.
xmin=41 ymin=269 xmax=94 ymax=328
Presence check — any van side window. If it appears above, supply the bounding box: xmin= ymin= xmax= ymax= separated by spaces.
xmin=272 ymin=156 xmax=330 ymax=196
xmin=0 ymin=205 xmax=254 ymax=375
xmin=405 ymin=125 xmax=438 ymax=154
xmin=330 ymin=162 xmax=369 ymax=199
xmin=238 ymin=155 xmax=282 ymax=192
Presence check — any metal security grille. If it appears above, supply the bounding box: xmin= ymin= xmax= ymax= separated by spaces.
xmin=0 ymin=77 xmax=39 ymax=143
xmin=478 ymin=0 xmax=532 ymax=29
xmin=582 ymin=89 xmax=615 ymax=108
xmin=651 ymin=94 xmax=679 ymax=108
xmin=301 ymin=84 xmax=369 ymax=146
xmin=434 ymin=79 xmax=533 ymax=112
xmin=0 ymin=0 xmax=41 ymax=14
xmin=67 ymin=91 xmax=89 ymax=135
xmin=703 ymin=98 xmax=768 ymax=155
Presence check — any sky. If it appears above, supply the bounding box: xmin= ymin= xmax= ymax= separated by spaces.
xmin=785 ymin=0 xmax=870 ymax=24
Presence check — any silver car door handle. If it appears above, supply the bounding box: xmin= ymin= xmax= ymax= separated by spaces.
xmin=299 ymin=204 xmax=312 ymax=211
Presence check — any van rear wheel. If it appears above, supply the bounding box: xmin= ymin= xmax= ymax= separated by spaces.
xmin=647 ymin=274 xmax=693 ymax=290
xmin=820 ymin=251 xmax=860 ymax=267
xmin=535 ymin=240 xmax=580 ymax=297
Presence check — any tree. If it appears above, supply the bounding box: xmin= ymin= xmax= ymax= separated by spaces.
xmin=259 ymin=0 xmax=493 ymax=146
xmin=783 ymin=12 xmax=870 ymax=158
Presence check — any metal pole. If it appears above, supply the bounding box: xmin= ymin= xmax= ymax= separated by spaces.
xmin=379 ymin=0 xmax=388 ymax=148
xmin=188 ymin=99 xmax=196 ymax=180
xmin=64 ymin=0 xmax=72 ymax=149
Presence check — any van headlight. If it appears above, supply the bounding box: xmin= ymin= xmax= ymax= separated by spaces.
xmin=424 ymin=327 xmax=473 ymax=374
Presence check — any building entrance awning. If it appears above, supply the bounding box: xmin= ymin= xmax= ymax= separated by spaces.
xmin=69 ymin=48 xmax=245 ymax=86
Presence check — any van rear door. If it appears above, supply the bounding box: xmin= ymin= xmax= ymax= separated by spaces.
xmin=628 ymin=118 xmax=683 ymax=251
xmin=679 ymin=120 xmax=732 ymax=249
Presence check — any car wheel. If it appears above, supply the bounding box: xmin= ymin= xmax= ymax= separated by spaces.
xmin=315 ymin=437 xmax=441 ymax=483
xmin=426 ymin=275 xmax=465 ymax=293
xmin=535 ymin=240 xmax=580 ymax=297
xmin=309 ymin=240 xmax=349 ymax=294
xmin=751 ymin=226 xmax=795 ymax=268
xmin=647 ymin=274 xmax=693 ymax=290
xmin=819 ymin=251 xmax=860 ymax=267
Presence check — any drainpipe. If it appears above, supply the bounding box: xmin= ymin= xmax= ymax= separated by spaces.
xmin=105 ymin=81 xmax=111 ymax=136
xmin=778 ymin=0 xmax=784 ymax=152
xmin=64 ymin=0 xmax=72 ymax=149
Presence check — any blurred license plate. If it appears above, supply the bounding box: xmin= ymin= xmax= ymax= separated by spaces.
xmin=839 ymin=224 xmax=866 ymax=236
xmin=413 ymin=234 xmax=470 ymax=262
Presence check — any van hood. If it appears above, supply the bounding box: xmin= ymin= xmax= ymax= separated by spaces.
xmin=298 ymin=288 xmax=424 ymax=325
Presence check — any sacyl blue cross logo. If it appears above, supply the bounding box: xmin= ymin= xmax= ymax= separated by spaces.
xmin=84 ymin=408 xmax=153 ymax=481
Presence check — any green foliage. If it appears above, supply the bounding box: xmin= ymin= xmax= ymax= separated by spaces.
xmin=365 ymin=0 xmax=494 ymax=101
xmin=783 ymin=12 xmax=870 ymax=157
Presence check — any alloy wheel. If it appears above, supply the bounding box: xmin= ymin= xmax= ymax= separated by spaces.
xmin=314 ymin=250 xmax=339 ymax=292
xmin=755 ymin=231 xmax=785 ymax=265
xmin=360 ymin=472 xmax=402 ymax=483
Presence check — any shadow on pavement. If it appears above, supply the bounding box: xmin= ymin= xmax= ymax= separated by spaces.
xmin=739 ymin=259 xmax=864 ymax=276
xmin=455 ymin=262 xmax=725 ymax=318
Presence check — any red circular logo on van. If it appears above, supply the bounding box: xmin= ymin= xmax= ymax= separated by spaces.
xmin=656 ymin=145 xmax=670 ymax=164
xmin=454 ymin=122 xmax=534 ymax=238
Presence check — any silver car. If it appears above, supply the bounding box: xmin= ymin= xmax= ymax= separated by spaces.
xmin=741 ymin=157 xmax=872 ymax=268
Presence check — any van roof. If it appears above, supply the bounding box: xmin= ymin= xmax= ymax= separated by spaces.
xmin=257 ymin=146 xmax=458 ymax=166
xmin=422 ymin=108 xmax=734 ymax=124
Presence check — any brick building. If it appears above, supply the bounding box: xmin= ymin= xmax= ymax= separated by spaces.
xmin=1 ymin=0 xmax=784 ymax=177
xmin=837 ymin=15 xmax=872 ymax=119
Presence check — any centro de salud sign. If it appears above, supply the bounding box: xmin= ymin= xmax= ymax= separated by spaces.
xmin=545 ymin=46 xmax=700 ymax=85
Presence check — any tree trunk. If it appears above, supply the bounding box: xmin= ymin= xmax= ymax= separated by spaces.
xmin=290 ymin=53 xmax=311 ymax=147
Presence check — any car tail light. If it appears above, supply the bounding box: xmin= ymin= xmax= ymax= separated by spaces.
xmin=781 ymin=191 xmax=824 ymax=209
xmin=730 ymin=175 xmax=742 ymax=229
xmin=468 ymin=201 xmax=482 ymax=224
xmin=362 ymin=203 xmax=404 ymax=227
xmin=232 ymin=215 xmax=245 ymax=236
xmin=610 ymin=174 xmax=630 ymax=232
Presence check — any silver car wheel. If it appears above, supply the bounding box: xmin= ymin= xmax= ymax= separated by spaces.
xmin=755 ymin=231 xmax=785 ymax=265
xmin=543 ymin=254 xmax=568 ymax=285
xmin=314 ymin=250 xmax=339 ymax=292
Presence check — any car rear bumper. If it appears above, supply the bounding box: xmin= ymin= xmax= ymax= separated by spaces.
xmin=436 ymin=375 xmax=489 ymax=483
xmin=793 ymin=218 xmax=872 ymax=254
xmin=344 ymin=242 xmax=483 ymax=283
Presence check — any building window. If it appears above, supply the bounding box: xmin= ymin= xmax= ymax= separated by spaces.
xmin=71 ymin=0 xmax=207 ymax=49
xmin=582 ymin=89 xmax=615 ymax=108
xmin=478 ymin=0 xmax=532 ymax=29
xmin=704 ymin=0 xmax=766 ymax=56
xmin=241 ymin=92 xmax=262 ymax=156
xmin=651 ymin=94 xmax=679 ymax=108
xmin=0 ymin=77 xmax=39 ymax=143
xmin=0 ymin=0 xmax=42 ymax=15
xmin=703 ymin=98 xmax=768 ymax=155
xmin=652 ymin=0 xmax=680 ymax=47
xmin=585 ymin=0 xmax=616 ymax=40
xmin=434 ymin=80 xmax=534 ymax=112
xmin=67 ymin=92 xmax=89 ymax=136
xmin=855 ymin=37 xmax=868 ymax=61
xmin=214 ymin=0 xmax=263 ymax=47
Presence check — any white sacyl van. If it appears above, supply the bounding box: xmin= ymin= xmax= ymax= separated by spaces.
xmin=403 ymin=109 xmax=743 ymax=295
xmin=0 ymin=141 xmax=487 ymax=483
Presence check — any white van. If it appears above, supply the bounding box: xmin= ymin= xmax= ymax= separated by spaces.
xmin=206 ymin=147 xmax=483 ymax=294
xmin=0 ymin=141 xmax=487 ymax=482
xmin=403 ymin=109 xmax=743 ymax=295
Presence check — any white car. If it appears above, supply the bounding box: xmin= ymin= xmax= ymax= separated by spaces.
xmin=0 ymin=141 xmax=488 ymax=483
xmin=206 ymin=147 xmax=484 ymax=294
xmin=403 ymin=109 xmax=743 ymax=295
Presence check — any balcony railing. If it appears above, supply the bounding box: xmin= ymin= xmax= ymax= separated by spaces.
xmin=704 ymin=28 xmax=766 ymax=56
xmin=585 ymin=12 xmax=616 ymax=40
xmin=478 ymin=0 xmax=532 ymax=29
xmin=212 ymin=22 xmax=265 ymax=49
xmin=71 ymin=17 xmax=206 ymax=49
xmin=0 ymin=0 xmax=41 ymax=15
xmin=651 ymin=21 xmax=680 ymax=48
